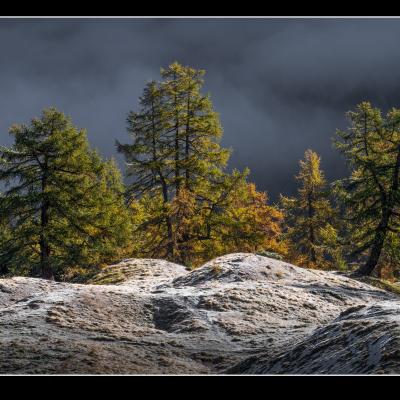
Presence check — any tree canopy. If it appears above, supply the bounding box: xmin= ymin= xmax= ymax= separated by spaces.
xmin=118 ymin=62 xmax=285 ymax=267
xmin=281 ymin=149 xmax=342 ymax=269
xmin=334 ymin=102 xmax=400 ymax=276
xmin=0 ymin=108 xmax=131 ymax=280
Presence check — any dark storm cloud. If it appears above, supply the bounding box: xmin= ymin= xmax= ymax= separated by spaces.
xmin=1 ymin=18 xmax=400 ymax=200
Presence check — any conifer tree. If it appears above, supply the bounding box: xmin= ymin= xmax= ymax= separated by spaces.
xmin=119 ymin=63 xmax=231 ymax=262
xmin=117 ymin=81 xmax=175 ymax=257
xmin=334 ymin=102 xmax=400 ymax=276
xmin=0 ymin=108 xmax=131 ymax=280
xmin=281 ymin=149 xmax=340 ymax=269
xmin=160 ymin=62 xmax=230 ymax=193
xmin=217 ymin=180 xmax=285 ymax=258
xmin=119 ymin=62 xmax=284 ymax=266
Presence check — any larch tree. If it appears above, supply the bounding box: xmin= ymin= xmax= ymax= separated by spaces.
xmin=334 ymin=102 xmax=400 ymax=276
xmin=117 ymin=81 xmax=175 ymax=257
xmin=0 ymin=108 xmax=131 ymax=280
xmin=118 ymin=63 xmax=231 ymax=264
xmin=160 ymin=62 xmax=230 ymax=193
xmin=118 ymin=62 xmax=284 ymax=266
xmin=216 ymin=180 xmax=285 ymax=258
xmin=280 ymin=149 xmax=341 ymax=269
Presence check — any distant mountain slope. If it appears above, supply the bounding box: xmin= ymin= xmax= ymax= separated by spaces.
xmin=0 ymin=253 xmax=398 ymax=374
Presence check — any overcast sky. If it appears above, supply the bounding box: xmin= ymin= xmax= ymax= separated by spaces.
xmin=1 ymin=18 xmax=400 ymax=200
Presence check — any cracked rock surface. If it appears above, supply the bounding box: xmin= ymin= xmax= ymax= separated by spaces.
xmin=0 ymin=253 xmax=399 ymax=374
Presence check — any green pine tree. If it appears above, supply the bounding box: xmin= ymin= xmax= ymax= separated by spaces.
xmin=118 ymin=63 xmax=230 ymax=262
xmin=280 ymin=149 xmax=341 ymax=269
xmin=334 ymin=102 xmax=400 ymax=276
xmin=119 ymin=62 xmax=283 ymax=266
xmin=0 ymin=108 xmax=131 ymax=280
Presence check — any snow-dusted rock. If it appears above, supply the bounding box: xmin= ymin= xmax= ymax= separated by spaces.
xmin=0 ymin=253 xmax=399 ymax=374
xmin=232 ymin=302 xmax=400 ymax=374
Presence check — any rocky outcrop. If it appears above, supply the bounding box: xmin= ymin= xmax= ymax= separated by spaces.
xmin=0 ymin=253 xmax=399 ymax=374
xmin=232 ymin=302 xmax=400 ymax=374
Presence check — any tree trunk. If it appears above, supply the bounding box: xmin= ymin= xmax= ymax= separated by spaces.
xmin=175 ymin=130 xmax=180 ymax=194
xmin=40 ymin=162 xmax=53 ymax=280
xmin=307 ymin=191 xmax=317 ymax=264
xmin=159 ymin=174 xmax=174 ymax=259
xmin=0 ymin=264 xmax=8 ymax=276
xmin=173 ymin=72 xmax=181 ymax=195
xmin=185 ymin=131 xmax=190 ymax=188
xmin=355 ymin=145 xmax=400 ymax=277
xmin=184 ymin=78 xmax=191 ymax=189
xmin=40 ymin=234 xmax=53 ymax=280
xmin=162 ymin=179 xmax=174 ymax=258
xmin=355 ymin=212 xmax=389 ymax=276
xmin=150 ymin=98 xmax=175 ymax=259
xmin=166 ymin=217 xmax=174 ymax=259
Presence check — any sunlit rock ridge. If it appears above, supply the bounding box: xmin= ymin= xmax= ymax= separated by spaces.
xmin=1 ymin=253 xmax=399 ymax=374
